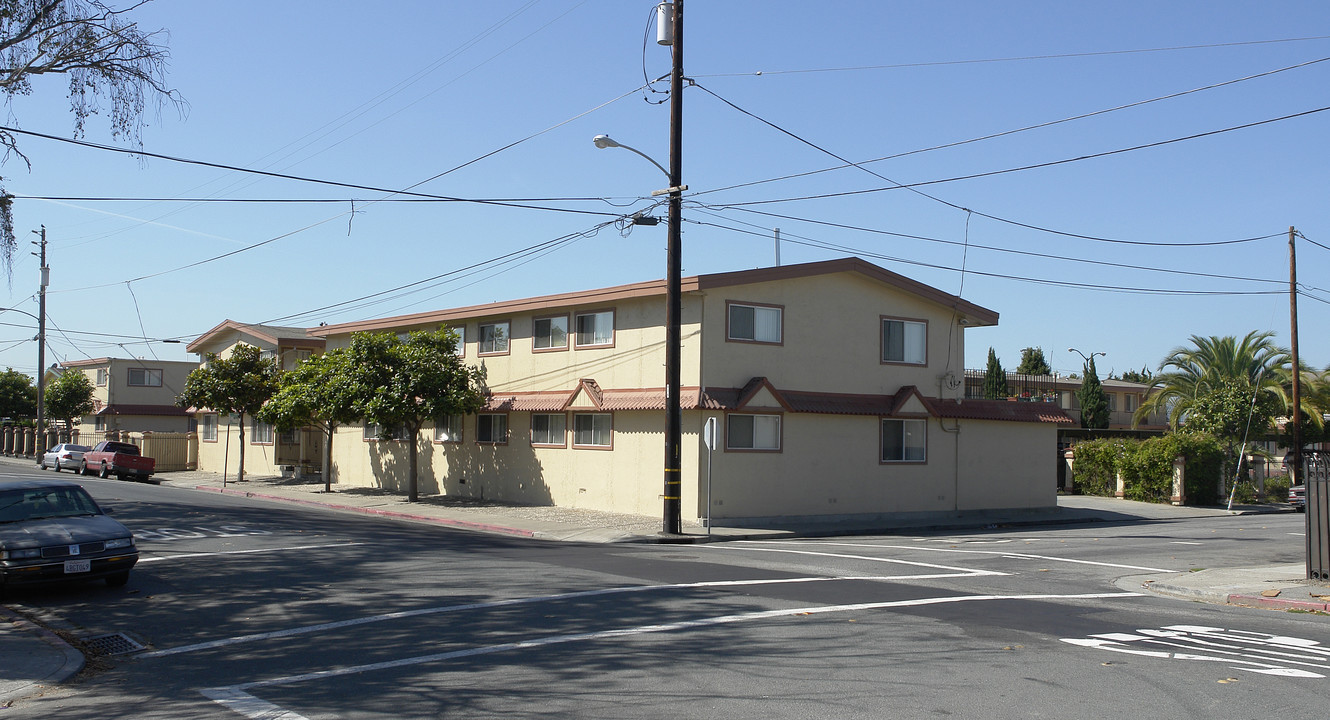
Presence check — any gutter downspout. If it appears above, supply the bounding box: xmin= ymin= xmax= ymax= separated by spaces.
xmin=937 ymin=375 xmax=961 ymax=512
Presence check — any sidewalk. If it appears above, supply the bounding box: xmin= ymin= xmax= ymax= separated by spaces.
xmin=2 ymin=456 xmax=1325 ymax=705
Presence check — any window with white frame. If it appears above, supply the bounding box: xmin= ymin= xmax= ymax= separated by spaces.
xmin=201 ymin=414 xmax=217 ymax=442
xmin=95 ymin=415 xmax=106 ymax=431
xmin=574 ymin=310 xmax=614 ymax=347
xmin=476 ymin=414 xmax=508 ymax=444
xmin=448 ymin=326 xmax=465 ymax=356
xmin=726 ymin=414 xmax=781 ymax=451
xmin=127 ymin=368 xmax=163 ymax=387
xmin=1106 ymin=393 xmax=1117 ymax=412
xmin=479 ymin=322 xmax=509 ymax=355
xmin=1124 ymin=394 xmax=1138 ymax=413
xmin=95 ymin=368 xmax=108 ymax=386
xmin=881 ymin=418 xmax=926 ymax=462
xmin=881 ymin=318 xmax=927 ymax=365
xmin=573 ymin=413 xmax=612 ymax=447
xmin=532 ymin=316 xmax=569 ymax=351
xmin=727 ymin=302 xmax=782 ymax=344
xmin=363 ymin=422 xmax=407 ymax=441
xmin=531 ymin=413 xmax=567 ymax=446
xmin=252 ymin=420 xmax=274 ymax=445
xmin=434 ymin=415 xmax=463 ymax=443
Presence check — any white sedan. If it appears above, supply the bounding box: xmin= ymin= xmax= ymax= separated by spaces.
xmin=39 ymin=443 xmax=91 ymax=472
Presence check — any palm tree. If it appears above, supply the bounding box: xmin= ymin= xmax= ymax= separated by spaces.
xmin=1134 ymin=331 xmax=1290 ymax=431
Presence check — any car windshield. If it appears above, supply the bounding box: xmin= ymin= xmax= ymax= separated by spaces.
xmin=0 ymin=487 xmax=101 ymax=523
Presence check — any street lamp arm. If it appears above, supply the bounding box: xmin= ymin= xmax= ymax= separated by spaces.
xmin=0 ymin=307 xmax=41 ymax=323
xmin=592 ymin=135 xmax=669 ymax=178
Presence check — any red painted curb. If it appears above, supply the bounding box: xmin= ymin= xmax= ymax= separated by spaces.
xmin=1226 ymin=594 xmax=1330 ymax=613
xmin=194 ymin=485 xmax=536 ymax=538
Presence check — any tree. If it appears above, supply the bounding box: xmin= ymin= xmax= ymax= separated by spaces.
xmin=1134 ymin=331 xmax=1290 ymax=432
xmin=0 ymin=0 xmax=181 ymax=277
xmin=0 ymin=367 xmax=35 ymax=418
xmin=343 ymin=328 xmax=485 ymax=502
xmin=1119 ymin=366 xmax=1153 ymax=384
xmin=1077 ymin=356 xmax=1110 ymax=429
xmin=983 ymin=347 xmax=1008 ymax=399
xmin=257 ymin=348 xmax=359 ymax=492
xmin=43 ymin=367 xmax=94 ymax=436
xmin=176 ymin=344 xmax=279 ymax=483
xmin=1016 ymin=346 xmax=1052 ymax=376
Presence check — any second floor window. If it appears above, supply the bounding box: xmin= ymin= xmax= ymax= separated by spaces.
xmin=575 ymin=310 xmax=614 ymax=347
xmin=728 ymin=303 xmax=782 ymax=344
xmin=96 ymin=369 xmax=108 ymax=386
xmin=127 ymin=368 xmax=163 ymax=387
xmin=479 ymin=322 xmax=510 ymax=355
xmin=533 ymin=316 xmax=569 ymax=351
xmin=882 ymin=318 xmax=926 ymax=365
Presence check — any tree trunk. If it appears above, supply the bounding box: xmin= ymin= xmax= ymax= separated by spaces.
xmin=323 ymin=422 xmax=335 ymax=493
xmin=237 ymin=412 xmax=246 ymax=482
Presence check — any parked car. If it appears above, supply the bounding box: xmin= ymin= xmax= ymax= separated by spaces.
xmin=39 ymin=443 xmax=91 ymax=473
xmin=0 ymin=479 xmax=138 ymax=590
xmin=1289 ymin=483 xmax=1306 ymax=512
xmin=81 ymin=441 xmax=155 ymax=481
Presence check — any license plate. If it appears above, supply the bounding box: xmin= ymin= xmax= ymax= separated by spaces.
xmin=64 ymin=559 xmax=91 ymax=574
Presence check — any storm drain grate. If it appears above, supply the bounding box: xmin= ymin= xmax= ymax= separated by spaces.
xmin=83 ymin=632 xmax=146 ymax=656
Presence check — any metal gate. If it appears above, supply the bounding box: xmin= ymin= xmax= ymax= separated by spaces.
xmin=1304 ymin=453 xmax=1330 ymax=580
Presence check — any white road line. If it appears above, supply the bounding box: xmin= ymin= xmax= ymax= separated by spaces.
xmin=201 ymin=591 xmax=1144 ymax=719
xmin=137 ymin=542 xmax=366 ymax=563
xmin=1169 ymin=541 xmax=1203 ymax=545
xmin=140 ymin=575 xmax=945 ymax=658
xmin=702 ymin=545 xmax=1008 ymax=576
xmin=739 ymin=540 xmax=1178 ymax=574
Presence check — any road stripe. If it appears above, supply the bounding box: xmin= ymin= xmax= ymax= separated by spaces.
xmin=1169 ymin=541 xmax=1203 ymax=545
xmin=201 ymin=591 xmax=1143 ymax=719
xmin=742 ymin=540 xmax=1177 ymax=573
xmin=702 ymin=545 xmax=1007 ymax=576
xmin=137 ymin=542 xmax=366 ymax=563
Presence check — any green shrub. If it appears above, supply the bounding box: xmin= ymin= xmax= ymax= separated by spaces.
xmin=1070 ymin=439 xmax=1129 ymax=496
xmin=1263 ymin=475 xmax=1292 ymax=501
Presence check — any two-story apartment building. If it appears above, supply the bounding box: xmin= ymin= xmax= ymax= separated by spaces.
xmin=284 ymin=257 xmax=1072 ymax=524
xmin=55 ymin=357 xmax=199 ymax=436
xmin=186 ymin=321 xmax=327 ymax=478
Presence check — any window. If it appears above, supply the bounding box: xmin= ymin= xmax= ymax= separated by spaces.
xmin=727 ymin=302 xmax=782 ymax=344
xmin=574 ymin=310 xmax=614 ymax=347
xmin=201 ymin=414 xmax=218 ymax=442
xmin=726 ymin=414 xmax=781 ymax=451
xmin=573 ymin=413 xmax=612 ymax=448
xmin=477 ymin=414 xmax=508 ymax=444
xmin=882 ymin=318 xmax=927 ymax=365
xmin=252 ymin=421 xmax=274 ymax=445
xmin=449 ymin=326 xmax=465 ymax=356
xmin=434 ymin=415 xmax=463 ymax=443
xmin=479 ymin=322 xmax=510 ymax=355
xmin=531 ymin=413 xmax=567 ymax=446
xmin=1124 ymin=394 xmax=1138 ymax=413
xmin=127 ymin=368 xmax=163 ymax=387
xmin=533 ymin=316 xmax=569 ymax=351
xmin=95 ymin=369 xmax=108 ymax=386
xmin=881 ymin=419 xmax=926 ymax=462
xmin=363 ymin=422 xmax=407 ymax=441
xmin=260 ymin=349 xmax=277 ymax=361
xmin=95 ymin=415 xmax=106 ymax=432
xmin=279 ymin=429 xmax=296 ymax=445
xmin=1106 ymin=394 xmax=1118 ymax=412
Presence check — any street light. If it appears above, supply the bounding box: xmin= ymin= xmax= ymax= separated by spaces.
xmin=592 ymin=135 xmax=669 ymax=178
xmin=1067 ymin=347 xmax=1106 ymax=365
xmin=0 ymin=304 xmax=45 ymax=445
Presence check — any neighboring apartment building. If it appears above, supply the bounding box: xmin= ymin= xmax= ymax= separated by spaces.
xmin=963 ymin=372 xmax=1169 ymax=430
xmin=185 ymin=321 xmax=327 ymax=477
xmin=266 ymin=257 xmax=1073 ymax=524
xmin=55 ymin=358 xmax=199 ymax=436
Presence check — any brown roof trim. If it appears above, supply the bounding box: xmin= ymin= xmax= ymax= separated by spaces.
xmin=309 ymin=257 xmax=998 ymax=337
xmin=735 ymin=377 xmax=792 ymax=411
xmin=59 ymin=358 xmax=114 ymax=368
xmin=96 ymin=404 xmax=193 ymax=417
xmin=928 ymin=398 xmax=1075 ymax=424
xmin=186 ymin=320 xmax=322 ymax=353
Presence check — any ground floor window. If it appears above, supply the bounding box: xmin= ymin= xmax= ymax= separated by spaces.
xmin=726 ymin=414 xmax=781 ymax=451
xmin=252 ymin=420 xmax=274 ymax=445
xmin=201 ymin=414 xmax=217 ymax=442
xmin=881 ymin=418 xmax=926 ymax=462
xmin=531 ymin=413 xmax=567 ymax=446
xmin=573 ymin=413 xmax=612 ymax=448
xmin=434 ymin=415 xmax=463 ymax=443
xmin=95 ymin=415 xmax=106 ymax=432
xmin=477 ymin=414 xmax=508 ymax=444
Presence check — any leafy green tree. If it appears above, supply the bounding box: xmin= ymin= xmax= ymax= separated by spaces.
xmin=44 ymin=368 xmax=95 ymax=437
xmin=0 ymin=367 xmax=35 ymax=418
xmin=1077 ymin=356 xmax=1110 ymax=429
xmin=257 ymin=349 xmax=359 ymax=492
xmin=983 ymin=348 xmax=1008 ymax=399
xmin=343 ymin=329 xmax=485 ymax=502
xmin=1016 ymin=346 xmax=1052 ymax=376
xmin=176 ymin=344 xmax=279 ymax=482
xmin=1119 ymin=367 xmax=1153 ymax=384
xmin=0 ymin=0 xmax=181 ymax=277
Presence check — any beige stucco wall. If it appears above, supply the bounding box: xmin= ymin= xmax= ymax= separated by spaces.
xmin=699 ymin=272 xmax=966 ymax=398
xmin=194 ymin=416 xmax=286 ymax=480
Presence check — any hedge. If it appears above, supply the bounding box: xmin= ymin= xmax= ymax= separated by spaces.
xmin=1071 ymin=432 xmax=1224 ymax=505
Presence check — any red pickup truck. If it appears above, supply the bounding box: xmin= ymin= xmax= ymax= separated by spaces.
xmin=80 ymin=441 xmax=155 ymax=481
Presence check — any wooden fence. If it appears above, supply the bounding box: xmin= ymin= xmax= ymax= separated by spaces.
xmin=0 ymin=425 xmax=197 ymax=472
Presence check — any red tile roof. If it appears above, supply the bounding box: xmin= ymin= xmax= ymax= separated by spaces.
xmin=928 ymin=398 xmax=1075 ymax=424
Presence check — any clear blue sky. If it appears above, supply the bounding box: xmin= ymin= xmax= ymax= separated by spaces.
xmin=2 ymin=0 xmax=1327 ymax=382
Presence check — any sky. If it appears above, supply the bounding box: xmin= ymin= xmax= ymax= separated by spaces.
xmin=1 ymin=0 xmax=1327 ymax=384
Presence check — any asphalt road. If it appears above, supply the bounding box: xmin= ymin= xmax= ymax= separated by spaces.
xmin=2 ymin=465 xmax=1326 ymax=719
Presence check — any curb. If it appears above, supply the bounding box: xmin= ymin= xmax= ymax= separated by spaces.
xmin=1226 ymin=594 xmax=1330 ymax=613
xmin=194 ymin=485 xmax=538 ymax=539
xmin=0 ymin=607 xmax=85 ymax=703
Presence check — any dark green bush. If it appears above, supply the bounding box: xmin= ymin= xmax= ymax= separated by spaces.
xmin=1070 ymin=432 xmax=1223 ymax=505
xmin=1069 ymin=439 xmax=1128 ymax=497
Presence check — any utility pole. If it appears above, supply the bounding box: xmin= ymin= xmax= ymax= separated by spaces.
xmin=1289 ymin=226 xmax=1302 ymax=487
xmin=662 ymin=0 xmax=684 ymax=535
xmin=34 ymin=226 xmax=48 ymax=445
